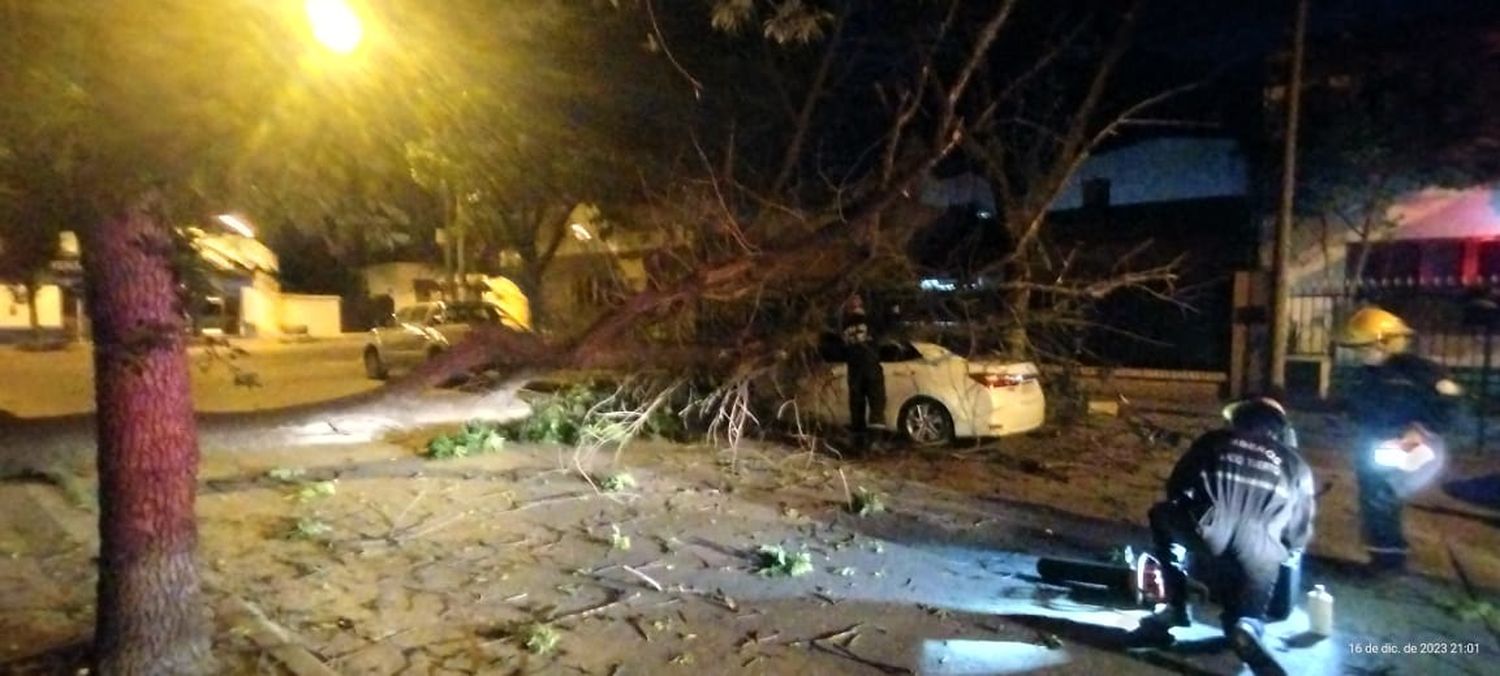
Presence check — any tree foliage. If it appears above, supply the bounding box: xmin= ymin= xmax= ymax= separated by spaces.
xmin=1295 ymin=16 xmax=1500 ymax=276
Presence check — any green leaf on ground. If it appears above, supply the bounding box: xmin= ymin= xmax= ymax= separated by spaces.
xmin=424 ymin=421 xmax=507 ymax=459
xmin=294 ymin=480 xmax=337 ymax=502
xmin=609 ymin=524 xmax=631 ymax=551
xmin=601 ymin=472 xmax=637 ymax=493
xmin=755 ymin=545 xmax=814 ymax=578
xmin=285 ymin=517 xmax=332 ymax=540
xmin=267 ymin=467 xmax=306 ymax=482
xmin=522 ymin=623 xmax=560 ymax=654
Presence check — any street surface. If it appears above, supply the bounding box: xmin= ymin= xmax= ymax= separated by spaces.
xmin=0 ymin=339 xmax=1496 ymax=674
xmin=0 ymin=336 xmax=376 ymax=418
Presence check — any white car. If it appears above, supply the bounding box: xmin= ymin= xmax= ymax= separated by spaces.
xmin=363 ymin=301 xmax=505 ymax=380
xmin=794 ymin=337 xmax=1046 ymax=445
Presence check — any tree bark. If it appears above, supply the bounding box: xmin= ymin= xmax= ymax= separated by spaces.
xmin=84 ymin=194 xmax=211 ymax=675
xmin=520 ymin=260 xmax=548 ymax=332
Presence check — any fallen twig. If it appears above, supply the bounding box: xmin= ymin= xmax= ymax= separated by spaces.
xmin=814 ymin=623 xmax=862 ymax=645
xmin=547 ymin=591 xmax=639 ymax=625
xmin=496 ymin=491 xmax=596 ymax=514
xmin=621 ymin=564 xmax=665 ymax=592
xmin=838 ymin=468 xmax=853 ymax=512
xmin=389 ymin=486 xmax=430 ymax=535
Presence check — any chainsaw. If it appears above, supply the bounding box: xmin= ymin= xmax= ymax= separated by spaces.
xmin=1036 ymin=548 xmax=1302 ymax=621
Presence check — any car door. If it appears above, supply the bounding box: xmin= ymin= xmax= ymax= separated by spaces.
xmin=878 ymin=341 xmax=924 ymax=424
xmin=389 ymin=304 xmax=433 ymax=366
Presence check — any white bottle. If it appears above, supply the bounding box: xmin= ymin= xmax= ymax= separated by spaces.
xmin=1307 ymin=584 xmax=1334 ymax=635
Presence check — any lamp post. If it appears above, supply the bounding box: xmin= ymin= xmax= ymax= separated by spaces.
xmin=305 ymin=0 xmax=364 ymax=54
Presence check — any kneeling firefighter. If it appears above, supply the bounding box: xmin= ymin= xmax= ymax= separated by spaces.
xmin=1336 ymin=306 xmax=1462 ymax=574
xmin=1135 ymin=397 xmax=1316 ymax=676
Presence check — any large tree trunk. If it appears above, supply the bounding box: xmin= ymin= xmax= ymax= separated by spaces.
xmin=520 ymin=260 xmax=547 ymax=333
xmin=84 ymin=196 xmax=211 ymax=675
xmin=1004 ymin=283 xmax=1033 ymax=357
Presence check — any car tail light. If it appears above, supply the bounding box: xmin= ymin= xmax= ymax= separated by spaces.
xmin=969 ymin=372 xmax=1036 ymax=388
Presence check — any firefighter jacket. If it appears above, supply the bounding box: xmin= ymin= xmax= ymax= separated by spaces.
xmin=1346 ymin=353 xmax=1463 ymax=439
xmin=1164 ymin=429 xmax=1318 ymax=561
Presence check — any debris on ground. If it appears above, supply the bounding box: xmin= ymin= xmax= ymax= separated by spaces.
xmin=754 ymin=544 xmax=814 ymax=577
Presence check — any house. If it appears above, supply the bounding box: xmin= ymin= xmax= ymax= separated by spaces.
xmin=362 ymin=261 xmax=445 ymax=312
xmin=1049 ymin=136 xmax=1257 ymax=372
xmin=916 ymin=135 xmax=1256 ymax=372
xmin=1287 ymin=185 xmax=1500 ymax=368
xmin=497 ymin=203 xmax=686 ymax=336
xmin=0 ymin=231 xmax=74 ymax=337
xmin=1 ymin=227 xmax=344 ymax=340
xmin=1271 ymin=7 xmax=1500 ymax=398
xmin=188 ymin=229 xmax=343 ymax=339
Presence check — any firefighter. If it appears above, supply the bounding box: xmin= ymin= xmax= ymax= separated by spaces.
xmin=1336 ymin=306 xmax=1462 ymax=574
xmin=841 ymin=293 xmax=886 ymax=452
xmin=1134 ymin=397 xmax=1316 ymax=676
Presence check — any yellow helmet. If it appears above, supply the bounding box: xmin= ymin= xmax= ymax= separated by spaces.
xmin=1338 ymin=306 xmax=1413 ymax=347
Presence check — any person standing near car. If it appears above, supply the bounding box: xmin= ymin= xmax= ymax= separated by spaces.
xmin=841 ymin=293 xmax=885 ymax=452
xmin=1336 ymin=306 xmax=1462 ymax=575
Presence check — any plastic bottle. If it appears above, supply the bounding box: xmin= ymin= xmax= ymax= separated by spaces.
xmin=1307 ymin=584 xmax=1334 ymax=635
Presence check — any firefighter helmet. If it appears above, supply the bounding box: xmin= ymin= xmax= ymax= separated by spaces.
xmin=1337 ymin=306 xmax=1414 ymax=347
xmin=1222 ymin=397 xmax=1297 ymax=449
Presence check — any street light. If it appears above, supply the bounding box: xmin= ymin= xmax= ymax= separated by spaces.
xmin=305 ymin=0 xmax=363 ymax=55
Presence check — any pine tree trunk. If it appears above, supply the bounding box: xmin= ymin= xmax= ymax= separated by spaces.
xmin=84 ymin=196 xmax=211 ymax=675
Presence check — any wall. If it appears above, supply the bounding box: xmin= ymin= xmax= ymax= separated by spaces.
xmin=238 ymin=279 xmax=343 ymax=338
xmin=278 ymin=294 xmax=342 ymax=337
xmin=239 ymin=272 xmax=280 ymax=338
xmin=363 ymin=262 xmax=443 ymax=311
xmin=0 ymin=285 xmax=63 ymax=330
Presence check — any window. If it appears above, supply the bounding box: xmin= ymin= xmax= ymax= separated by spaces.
xmin=396 ymin=306 xmax=424 ymax=323
xmin=1478 ymin=241 xmax=1500 ymax=281
xmin=878 ymin=341 xmax=922 ymax=363
xmin=1420 ymin=240 xmax=1463 ymax=283
xmin=1349 ymin=241 xmax=1420 ymax=281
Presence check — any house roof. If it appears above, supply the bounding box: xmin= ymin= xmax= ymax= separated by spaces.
xmin=1388 ymin=186 xmax=1500 ymax=239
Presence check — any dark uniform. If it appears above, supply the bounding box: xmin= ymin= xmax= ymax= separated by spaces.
xmin=1150 ymin=427 xmax=1317 ymax=631
xmin=1344 ymin=353 xmax=1461 ymax=570
xmin=841 ymin=306 xmax=885 ymax=451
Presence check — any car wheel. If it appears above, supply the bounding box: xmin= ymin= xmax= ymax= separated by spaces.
xmin=899 ymin=397 xmax=954 ymax=447
xmin=363 ymin=347 xmax=388 ymax=380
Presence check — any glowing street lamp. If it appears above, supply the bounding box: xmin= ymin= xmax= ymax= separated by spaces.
xmin=216 ymin=214 xmax=255 ymax=238
xmin=305 ymin=0 xmax=364 ymax=55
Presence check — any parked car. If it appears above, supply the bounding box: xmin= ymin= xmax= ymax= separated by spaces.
xmin=792 ymin=335 xmax=1046 ymax=445
xmin=362 ymin=301 xmax=505 ymax=380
